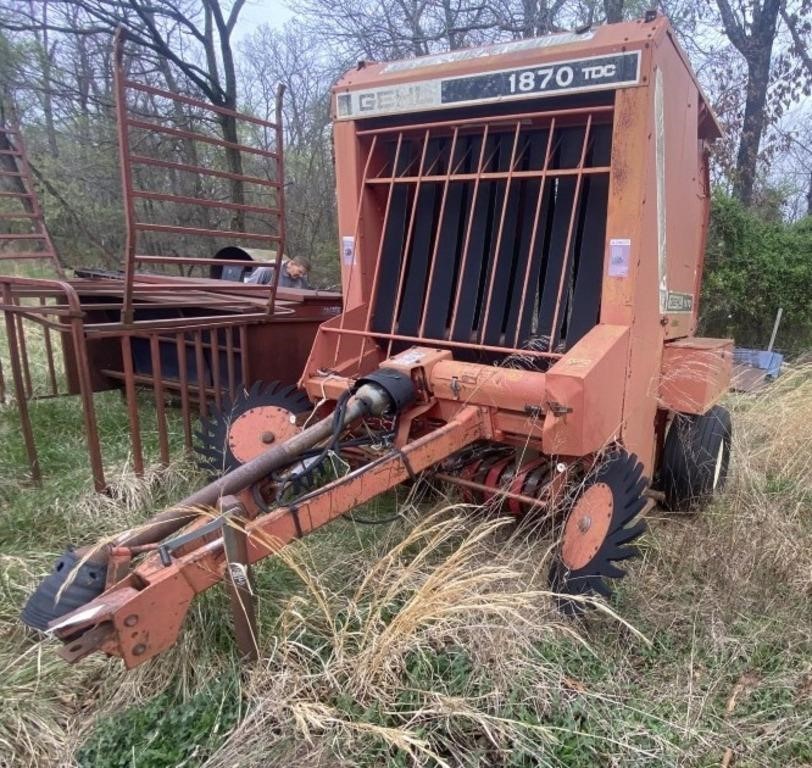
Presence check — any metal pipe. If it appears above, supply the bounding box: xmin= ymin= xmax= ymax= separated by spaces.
xmin=116 ymin=383 xmax=391 ymax=548
xmin=433 ymin=472 xmax=545 ymax=510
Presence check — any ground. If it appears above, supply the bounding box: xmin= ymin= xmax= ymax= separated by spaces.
xmin=0 ymin=331 xmax=809 ymax=767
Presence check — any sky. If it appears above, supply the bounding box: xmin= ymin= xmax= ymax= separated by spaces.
xmin=236 ymin=0 xmax=294 ymax=39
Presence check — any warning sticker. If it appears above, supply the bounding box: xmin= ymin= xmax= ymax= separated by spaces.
xmin=341 ymin=236 xmax=355 ymax=266
xmin=608 ymin=238 xmax=631 ymax=277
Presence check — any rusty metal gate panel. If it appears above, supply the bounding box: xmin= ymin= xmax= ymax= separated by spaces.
xmin=0 ymin=123 xmax=64 ymax=276
xmin=0 ymin=33 xmax=341 ymax=494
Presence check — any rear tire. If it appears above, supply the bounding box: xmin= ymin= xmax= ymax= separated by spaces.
xmin=660 ymin=405 xmax=732 ymax=511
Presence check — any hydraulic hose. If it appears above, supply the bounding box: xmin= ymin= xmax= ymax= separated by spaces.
xmin=117 ymin=383 xmax=392 ymax=548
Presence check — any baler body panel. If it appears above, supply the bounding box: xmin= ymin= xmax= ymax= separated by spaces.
xmin=304 ymin=17 xmax=722 ymax=474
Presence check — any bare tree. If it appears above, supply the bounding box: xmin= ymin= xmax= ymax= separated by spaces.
xmin=715 ymin=0 xmax=782 ymax=206
xmin=240 ymin=21 xmax=341 ymax=281
xmin=291 ymin=0 xmax=501 ymax=61
xmin=39 ymin=0 xmax=250 ymax=225
xmin=781 ymin=0 xmax=812 ymax=78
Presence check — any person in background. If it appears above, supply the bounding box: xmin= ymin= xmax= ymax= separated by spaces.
xmin=245 ymin=255 xmax=311 ymax=289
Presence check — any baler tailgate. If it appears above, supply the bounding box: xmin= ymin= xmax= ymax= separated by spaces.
xmin=364 ymin=107 xmax=613 ymax=360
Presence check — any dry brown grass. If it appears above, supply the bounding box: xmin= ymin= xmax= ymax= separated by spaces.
xmin=1 ymin=367 xmax=810 ymax=767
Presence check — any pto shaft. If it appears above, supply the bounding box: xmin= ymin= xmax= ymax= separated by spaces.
xmin=117 ymin=382 xmax=392 ymax=548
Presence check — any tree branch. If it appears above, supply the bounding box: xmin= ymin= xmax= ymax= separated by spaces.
xmin=715 ymin=0 xmax=748 ymax=53
xmin=781 ymin=3 xmax=812 ymax=77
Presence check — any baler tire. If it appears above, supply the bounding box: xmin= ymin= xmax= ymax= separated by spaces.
xmin=660 ymin=405 xmax=732 ymax=512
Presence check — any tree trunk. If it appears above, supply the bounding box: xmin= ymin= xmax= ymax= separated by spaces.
xmin=41 ymin=53 xmax=59 ymax=157
xmin=218 ymin=112 xmax=245 ymax=231
xmin=33 ymin=1 xmax=59 ymax=157
xmin=603 ymin=0 xmax=624 ymax=24
xmin=733 ymin=51 xmax=771 ymax=206
xmin=715 ymin=0 xmax=781 ymax=207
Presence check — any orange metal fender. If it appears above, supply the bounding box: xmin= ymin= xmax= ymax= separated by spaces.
xmin=542 ymin=324 xmax=629 ymax=456
xmin=658 ymin=337 xmax=733 ymax=415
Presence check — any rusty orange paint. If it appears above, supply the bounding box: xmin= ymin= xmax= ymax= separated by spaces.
xmin=228 ymin=406 xmax=300 ymax=464
xmin=49 ymin=17 xmax=734 ymax=669
xmin=561 ymin=483 xmax=614 ymax=570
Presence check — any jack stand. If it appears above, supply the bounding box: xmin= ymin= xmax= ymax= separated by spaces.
xmin=220 ymin=496 xmax=259 ymax=662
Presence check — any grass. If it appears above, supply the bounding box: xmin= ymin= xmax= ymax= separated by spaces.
xmin=0 ymin=317 xmax=810 ymax=766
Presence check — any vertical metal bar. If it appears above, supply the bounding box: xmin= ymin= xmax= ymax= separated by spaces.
xmin=239 ymin=324 xmax=249 ymax=392
xmin=333 ymin=134 xmax=378 ymax=367
xmin=121 ymin=334 xmax=145 ymax=477
xmin=195 ymin=330 xmax=208 ymax=419
xmin=39 ymin=297 xmax=59 ymax=395
xmin=149 ymin=334 xmax=170 ymax=466
xmin=386 ymin=129 xmax=431 ymax=358
xmin=447 ymin=126 xmax=491 ymax=334
xmin=211 ymin=328 xmax=222 ymax=411
xmin=221 ymin=499 xmax=259 ymax=660
xmin=176 ymin=332 xmax=193 ymax=452
xmin=15 ymin=314 xmax=33 ymax=398
xmin=418 ymin=128 xmax=459 ymax=338
xmin=356 ymin=134 xmax=403 ymax=370
xmin=2 ymin=287 xmax=40 ymax=485
xmin=113 ymin=30 xmax=138 ymax=325
xmin=67 ymin=316 xmax=106 ymax=491
xmin=548 ymin=116 xmax=593 ymax=351
xmin=226 ymin=325 xmax=236 ymax=400
xmin=513 ymin=121 xmax=556 ymax=347
xmin=479 ymin=123 xmax=523 ymax=339
xmin=0 ymin=345 xmax=6 ymax=403
xmin=267 ymin=83 xmax=287 ymax=317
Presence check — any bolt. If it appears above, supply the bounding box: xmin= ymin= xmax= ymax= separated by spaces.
xmin=578 ymin=515 xmax=592 ymax=533
xmin=556 ymin=462 xmax=566 ymax=473
xmin=123 ymin=614 xmax=138 ymax=627
xmin=132 ymin=643 xmax=146 ymax=656
xmin=261 ymin=431 xmax=275 ymax=444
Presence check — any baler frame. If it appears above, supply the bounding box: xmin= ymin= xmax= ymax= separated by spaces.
xmin=23 ymin=17 xmax=735 ymax=669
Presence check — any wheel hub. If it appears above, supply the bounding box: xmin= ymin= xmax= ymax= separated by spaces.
xmin=548 ymin=449 xmax=649 ymax=613
xmin=561 ymin=483 xmax=613 ymax=570
xmin=228 ymin=406 xmax=300 ymax=464
xmin=195 ymin=381 xmax=312 ymax=476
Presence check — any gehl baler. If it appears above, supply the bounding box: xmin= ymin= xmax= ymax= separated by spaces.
xmin=24 ymin=16 xmax=733 ymax=667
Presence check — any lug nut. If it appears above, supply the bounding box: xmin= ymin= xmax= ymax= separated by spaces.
xmin=261 ymin=431 xmax=275 ymax=444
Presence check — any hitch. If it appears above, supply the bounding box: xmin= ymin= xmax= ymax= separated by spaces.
xmin=43 ymin=403 xmax=484 ymax=667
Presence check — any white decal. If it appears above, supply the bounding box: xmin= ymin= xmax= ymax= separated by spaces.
xmin=336 ymin=51 xmax=641 ymax=120
xmin=341 ymin=236 xmax=355 ymax=266
xmin=394 ymin=348 xmax=425 ymax=364
xmin=608 ymin=238 xmax=631 ymax=277
xmin=655 ymin=67 xmax=668 ymax=313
